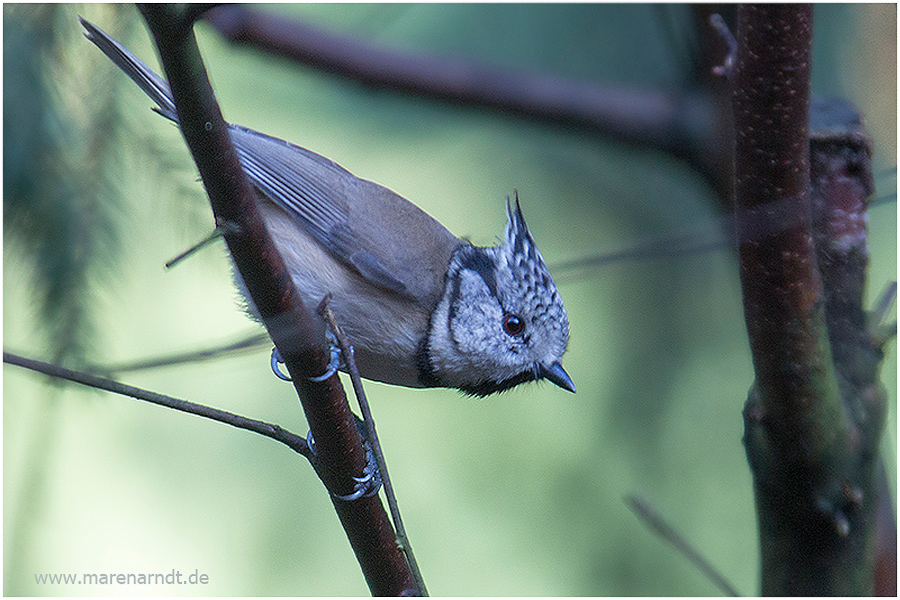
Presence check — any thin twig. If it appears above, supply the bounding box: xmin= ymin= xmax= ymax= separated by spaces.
xmin=625 ymin=495 xmax=740 ymax=596
xmin=93 ymin=331 xmax=270 ymax=374
xmin=319 ymin=301 xmax=429 ymax=596
xmin=869 ymin=282 xmax=898 ymax=350
xmin=709 ymin=14 xmax=737 ymax=79
xmin=165 ymin=227 xmax=224 ymax=269
xmin=872 ymin=282 xmax=897 ymax=328
xmin=552 ymin=189 xmax=895 ymax=280
xmin=3 ymin=351 xmax=313 ymax=458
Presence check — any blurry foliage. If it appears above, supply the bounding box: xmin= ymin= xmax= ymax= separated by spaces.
xmin=3 ymin=4 xmax=205 ymax=364
xmin=4 ymin=4 xmax=124 ymax=362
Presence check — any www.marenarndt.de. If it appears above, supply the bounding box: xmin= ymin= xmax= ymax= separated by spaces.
xmin=34 ymin=569 xmax=209 ymax=586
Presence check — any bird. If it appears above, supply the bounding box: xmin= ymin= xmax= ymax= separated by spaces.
xmin=81 ymin=18 xmax=574 ymax=397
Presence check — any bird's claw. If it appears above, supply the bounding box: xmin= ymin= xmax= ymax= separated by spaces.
xmin=270 ymin=332 xmax=342 ymax=382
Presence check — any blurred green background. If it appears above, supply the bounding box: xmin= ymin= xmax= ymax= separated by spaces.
xmin=4 ymin=3 xmax=896 ymax=596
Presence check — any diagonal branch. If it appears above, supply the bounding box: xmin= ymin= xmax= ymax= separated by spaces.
xmin=92 ymin=331 xmax=271 ymax=374
xmin=625 ymin=495 xmax=740 ymax=596
xmin=3 ymin=351 xmax=313 ymax=458
xmin=319 ymin=301 xmax=427 ymax=595
xmin=202 ymin=4 xmax=727 ymax=197
xmin=121 ymin=6 xmax=418 ymax=595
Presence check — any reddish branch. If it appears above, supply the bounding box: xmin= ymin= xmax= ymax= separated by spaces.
xmin=135 ymin=5 xmax=417 ymax=595
xmin=733 ymin=5 xmax=887 ymax=595
xmin=734 ymin=5 xmax=830 ymax=430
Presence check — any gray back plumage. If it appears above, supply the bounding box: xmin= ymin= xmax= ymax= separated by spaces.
xmin=230 ymin=125 xmax=460 ymax=305
xmin=82 ymin=18 xmax=460 ymax=308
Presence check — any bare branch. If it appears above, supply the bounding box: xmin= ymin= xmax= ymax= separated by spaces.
xmin=319 ymin=300 xmax=427 ymax=596
xmin=732 ymin=5 xmax=888 ymax=594
xmin=734 ymin=6 xmax=829 ymax=417
xmin=625 ymin=496 xmax=740 ymax=596
xmin=100 ymin=6 xmax=419 ymax=594
xmin=203 ymin=4 xmax=726 ymax=196
xmin=92 ymin=331 xmax=270 ymax=375
xmin=3 ymin=351 xmax=312 ymax=458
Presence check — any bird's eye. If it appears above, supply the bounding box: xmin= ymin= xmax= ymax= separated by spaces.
xmin=502 ymin=314 xmax=525 ymax=336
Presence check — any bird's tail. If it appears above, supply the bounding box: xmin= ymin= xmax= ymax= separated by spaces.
xmin=80 ymin=17 xmax=178 ymax=123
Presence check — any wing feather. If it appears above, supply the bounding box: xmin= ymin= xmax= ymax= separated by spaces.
xmin=230 ymin=125 xmax=459 ymax=305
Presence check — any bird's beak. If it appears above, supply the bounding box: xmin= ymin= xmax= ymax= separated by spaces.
xmin=540 ymin=361 xmax=576 ymax=393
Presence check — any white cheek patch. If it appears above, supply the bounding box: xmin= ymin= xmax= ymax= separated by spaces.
xmin=449 ymin=269 xmax=504 ymax=358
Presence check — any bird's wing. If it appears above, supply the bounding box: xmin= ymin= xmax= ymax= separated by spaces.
xmin=81 ymin=17 xmax=460 ymax=306
xmin=231 ymin=125 xmax=460 ymax=305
